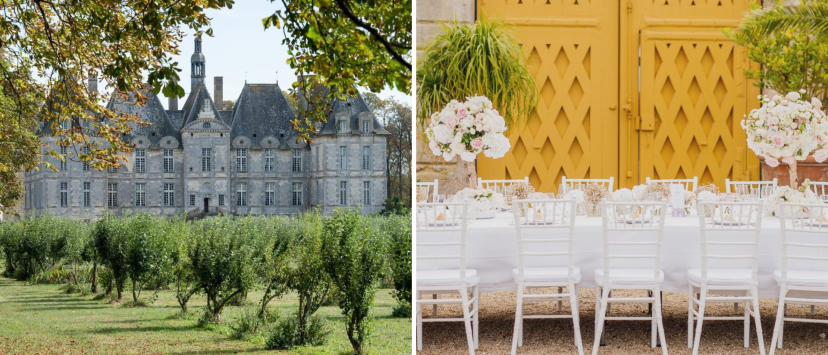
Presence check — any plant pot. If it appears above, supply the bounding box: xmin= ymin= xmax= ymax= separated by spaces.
xmin=760 ymin=155 xmax=828 ymax=187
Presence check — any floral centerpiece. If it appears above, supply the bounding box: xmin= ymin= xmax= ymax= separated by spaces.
xmin=426 ymin=96 xmax=511 ymax=187
xmin=448 ymin=187 xmax=506 ymax=219
xmin=584 ymin=184 xmax=610 ymax=216
xmin=696 ymin=191 xmax=719 ymax=217
xmin=741 ymin=91 xmax=828 ymax=189
xmin=763 ymin=180 xmax=822 ymax=217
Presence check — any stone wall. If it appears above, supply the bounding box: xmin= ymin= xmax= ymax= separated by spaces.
xmin=415 ymin=0 xmax=476 ymax=195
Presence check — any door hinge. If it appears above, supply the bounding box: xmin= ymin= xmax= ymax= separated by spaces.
xmin=637 ymin=116 xmax=654 ymax=131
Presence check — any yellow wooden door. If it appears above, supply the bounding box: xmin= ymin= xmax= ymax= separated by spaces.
xmin=625 ymin=0 xmax=760 ymax=190
xmin=476 ymin=0 xmax=759 ymax=192
xmin=476 ymin=1 xmax=619 ymax=192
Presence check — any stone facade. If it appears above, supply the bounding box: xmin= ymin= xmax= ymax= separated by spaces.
xmin=24 ymin=37 xmax=389 ymax=220
xmin=415 ymin=0 xmax=476 ymax=195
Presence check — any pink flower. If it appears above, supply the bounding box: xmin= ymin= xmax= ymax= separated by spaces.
xmin=445 ymin=116 xmax=458 ymax=128
xmin=766 ymin=157 xmax=780 ymax=167
xmin=458 ymin=108 xmax=467 ymax=117
xmin=814 ymin=151 xmax=828 ymax=163
xmin=470 ymin=138 xmax=484 ymax=149
xmin=772 ymin=136 xmax=784 ymax=147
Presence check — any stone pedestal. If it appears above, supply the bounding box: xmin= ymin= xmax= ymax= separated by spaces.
xmin=760 ymin=156 xmax=828 ymax=187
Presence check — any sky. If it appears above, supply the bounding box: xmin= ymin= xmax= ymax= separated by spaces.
xmin=159 ymin=1 xmax=411 ymax=110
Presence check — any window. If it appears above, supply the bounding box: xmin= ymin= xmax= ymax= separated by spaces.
xmin=189 ymin=194 xmax=196 ymax=206
xmin=362 ymin=146 xmax=371 ymax=170
xmin=363 ymin=181 xmax=371 ymax=205
xmin=134 ymin=183 xmax=146 ymax=207
xmin=292 ymin=182 xmax=303 ymax=206
xmin=339 ymin=181 xmax=348 ymax=206
xmin=134 ymin=149 xmax=146 ymax=173
xmin=237 ymin=183 xmax=247 ymax=206
xmin=339 ymin=146 xmax=347 ymax=170
xmin=236 ymin=149 xmax=247 ymax=172
xmin=362 ymin=119 xmax=370 ymax=134
xmin=107 ymin=183 xmax=118 ymax=207
xmin=265 ymin=182 xmax=276 ymax=206
xmin=163 ymin=149 xmax=174 ymax=173
xmin=83 ymin=146 xmax=90 ymax=171
xmin=218 ymin=194 xmax=225 ymax=206
xmin=59 ymin=146 xmax=67 ymax=171
xmin=83 ymin=182 xmax=91 ymax=207
xmin=292 ymin=150 xmax=302 ymax=172
xmin=109 ymin=165 xmax=118 ymax=173
xmin=203 ymin=122 xmax=211 ymax=129
xmin=264 ymin=149 xmax=275 ymax=172
xmin=339 ymin=119 xmax=348 ymax=133
xmin=61 ymin=119 xmax=71 ymax=131
xmin=60 ymin=182 xmax=69 ymax=207
xmin=201 ymin=148 xmax=212 ymax=172
xmin=163 ymin=183 xmax=174 ymax=207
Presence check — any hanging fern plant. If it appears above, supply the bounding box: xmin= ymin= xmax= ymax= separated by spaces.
xmin=416 ymin=19 xmax=538 ymax=130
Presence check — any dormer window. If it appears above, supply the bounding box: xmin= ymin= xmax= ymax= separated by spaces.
xmin=203 ymin=122 xmax=211 ymax=129
xmin=361 ymin=119 xmax=371 ymax=134
xmin=338 ymin=119 xmax=348 ymax=134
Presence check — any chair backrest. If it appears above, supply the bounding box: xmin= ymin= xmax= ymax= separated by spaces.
xmin=478 ymin=177 xmax=530 ymax=193
xmin=599 ymin=201 xmax=668 ymax=285
xmin=416 ymin=202 xmax=470 ymax=278
xmin=725 ymin=178 xmax=777 ymax=198
xmin=512 ymin=199 xmax=577 ymax=282
xmin=562 ymin=176 xmax=614 ymax=192
xmin=646 ymin=177 xmax=698 ymax=191
xmin=416 ymin=179 xmax=439 ymax=202
xmin=779 ymin=202 xmax=828 ymax=282
xmin=696 ymin=201 xmax=763 ymax=284
xmin=807 ymin=181 xmax=828 ymax=197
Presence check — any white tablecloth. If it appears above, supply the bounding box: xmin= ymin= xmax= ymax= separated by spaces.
xmin=418 ymin=212 xmax=828 ymax=298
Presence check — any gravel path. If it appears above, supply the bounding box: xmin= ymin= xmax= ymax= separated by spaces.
xmin=417 ymin=288 xmax=828 ymax=354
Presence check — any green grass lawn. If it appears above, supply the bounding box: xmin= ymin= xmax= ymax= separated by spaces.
xmin=0 ymin=277 xmax=411 ymax=354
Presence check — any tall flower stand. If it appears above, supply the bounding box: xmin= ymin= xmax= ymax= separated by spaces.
xmin=761 ymin=156 xmax=828 ymax=188
xmin=466 ymin=161 xmax=478 ymax=189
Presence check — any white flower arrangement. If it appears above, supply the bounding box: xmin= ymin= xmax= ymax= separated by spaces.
xmin=741 ymin=91 xmax=828 ymax=167
xmin=696 ymin=191 xmax=718 ymax=203
xmin=449 ymin=187 xmax=506 ymax=212
xmin=564 ymin=189 xmax=585 ymax=204
xmin=426 ymin=96 xmax=511 ymax=162
xmin=763 ymin=181 xmax=822 ymax=216
xmin=611 ymin=188 xmax=634 ymax=202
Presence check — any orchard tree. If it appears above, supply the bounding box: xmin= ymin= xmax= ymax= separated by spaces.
xmin=262 ymin=0 xmax=411 ymax=142
xmin=0 ymin=0 xmax=234 ymax=214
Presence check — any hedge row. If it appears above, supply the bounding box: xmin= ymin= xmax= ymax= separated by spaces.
xmin=0 ymin=209 xmax=411 ymax=354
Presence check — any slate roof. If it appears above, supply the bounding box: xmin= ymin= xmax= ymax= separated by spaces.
xmin=180 ymin=82 xmax=226 ymax=128
xmin=230 ymin=83 xmax=296 ymax=144
xmin=105 ymin=86 xmax=180 ymax=145
xmin=316 ymin=91 xmax=391 ymax=136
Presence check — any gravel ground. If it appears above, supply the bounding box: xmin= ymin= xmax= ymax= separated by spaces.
xmin=417 ymin=288 xmax=828 ymax=354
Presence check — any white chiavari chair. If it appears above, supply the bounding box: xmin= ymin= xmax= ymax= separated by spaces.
xmin=688 ymin=201 xmax=765 ymax=355
xmin=510 ymin=199 xmax=583 ymax=355
xmin=478 ymin=177 xmax=529 ymax=194
xmin=562 ymin=176 xmax=614 ymax=192
xmin=593 ymin=201 xmax=668 ymax=355
xmin=807 ymin=180 xmax=828 ymax=198
xmin=416 ymin=179 xmax=439 ymax=202
xmin=416 ymin=202 xmax=479 ymax=355
xmin=646 ymin=177 xmax=698 ymax=191
xmin=726 ymin=178 xmax=778 ymax=198
xmin=769 ymin=202 xmax=828 ymax=354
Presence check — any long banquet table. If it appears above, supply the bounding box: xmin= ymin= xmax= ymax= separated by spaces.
xmin=418 ymin=212 xmax=828 ymax=298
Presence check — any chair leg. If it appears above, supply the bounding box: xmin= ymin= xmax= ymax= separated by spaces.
xmin=592 ymin=286 xmax=610 ymax=355
xmin=769 ymin=285 xmax=787 ymax=355
xmin=569 ymin=283 xmax=584 ymax=355
xmin=654 ymin=289 xmax=668 ymax=355
xmin=417 ymin=292 xmax=423 ymax=351
xmin=650 ymin=291 xmax=656 ymax=348
xmin=511 ymin=284 xmax=524 ymax=355
xmin=473 ymin=285 xmax=479 ymax=350
xmin=779 ymin=303 xmax=785 ymax=349
xmin=558 ymin=286 xmax=563 ymax=311
xmin=433 ymin=294 xmax=438 ymax=316
xmin=460 ymin=286 xmax=476 ymax=355
xmin=692 ymin=286 xmax=707 ymax=355
xmin=687 ymin=284 xmax=694 ymax=349
xmin=751 ymin=287 xmax=766 ymax=355
xmin=744 ymin=292 xmax=750 ymax=348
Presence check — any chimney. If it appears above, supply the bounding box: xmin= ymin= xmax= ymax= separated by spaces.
xmin=87 ymin=73 xmax=98 ymax=94
xmin=169 ymin=95 xmax=178 ymax=111
xmin=214 ymin=76 xmax=223 ymax=110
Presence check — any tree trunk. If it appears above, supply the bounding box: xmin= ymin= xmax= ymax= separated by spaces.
xmin=90 ymin=261 xmax=97 ymax=293
xmin=789 ymin=160 xmax=799 ymax=189
xmin=466 ymin=160 xmax=478 ymax=188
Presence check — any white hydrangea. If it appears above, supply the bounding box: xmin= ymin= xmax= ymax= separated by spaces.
xmin=425 ymin=95 xmax=511 ymax=163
